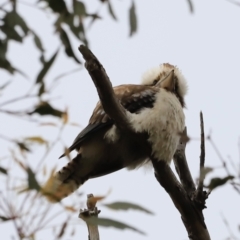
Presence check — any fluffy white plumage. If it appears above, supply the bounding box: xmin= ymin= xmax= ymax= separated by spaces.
xmin=141 ymin=64 xmax=188 ymax=98
xmin=127 ymin=88 xmax=185 ymax=163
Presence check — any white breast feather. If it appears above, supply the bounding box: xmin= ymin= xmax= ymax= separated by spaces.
xmin=141 ymin=64 xmax=188 ymax=98
xmin=127 ymin=89 xmax=185 ymax=163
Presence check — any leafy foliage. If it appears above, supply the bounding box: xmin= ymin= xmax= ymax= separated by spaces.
xmin=206 ymin=176 xmax=235 ymax=191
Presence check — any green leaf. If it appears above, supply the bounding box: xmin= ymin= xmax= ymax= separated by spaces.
xmin=36 ymin=49 xmax=59 ymax=83
xmin=86 ymin=217 xmax=145 ymax=235
xmin=104 ymin=201 xmax=153 ymax=215
xmin=33 ymin=32 xmax=44 ymax=51
xmin=27 ymin=167 xmax=41 ymax=191
xmin=129 ymin=1 xmax=137 ymax=37
xmin=13 ymin=12 xmax=29 ymax=35
xmin=0 ymin=216 xmax=11 ymax=221
xmin=24 ymin=136 xmax=48 ymax=146
xmin=0 ymin=167 xmax=8 ymax=175
xmin=61 ymin=14 xmax=88 ymax=46
xmin=107 ymin=1 xmax=117 ymax=21
xmin=73 ymin=1 xmax=86 ymax=16
xmin=59 ymin=28 xmax=81 ymax=64
xmin=0 ymin=40 xmax=16 ymax=73
xmin=199 ymin=167 xmax=213 ymax=182
xmin=47 ymin=0 xmax=69 ymax=14
xmin=29 ymin=101 xmax=64 ymax=118
xmin=1 ymin=25 xmax=22 ymax=42
xmin=16 ymin=142 xmax=31 ymax=152
xmin=206 ymin=175 xmax=234 ymax=190
xmin=0 ymin=39 xmax=7 ymax=60
xmin=186 ymin=0 xmax=194 ymax=13
xmin=1 ymin=11 xmax=29 ymax=41
xmin=31 ymin=31 xmax=45 ymax=63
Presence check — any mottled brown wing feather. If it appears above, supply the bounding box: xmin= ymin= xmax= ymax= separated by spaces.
xmin=59 ymin=84 xmax=159 ymax=158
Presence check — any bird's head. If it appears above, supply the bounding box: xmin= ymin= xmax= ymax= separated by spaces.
xmin=141 ymin=63 xmax=188 ymax=107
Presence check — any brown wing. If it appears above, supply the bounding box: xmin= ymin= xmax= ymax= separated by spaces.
xmin=59 ymin=84 xmax=159 ymax=158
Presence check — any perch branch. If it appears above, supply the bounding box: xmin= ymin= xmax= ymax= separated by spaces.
xmin=173 ymin=127 xmax=196 ymax=194
xmin=79 ymin=194 xmax=101 ymax=240
xmin=152 ymin=159 xmax=210 ymax=240
xmin=78 ymin=45 xmax=133 ymax=133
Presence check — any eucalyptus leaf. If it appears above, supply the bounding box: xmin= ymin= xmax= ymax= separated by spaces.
xmin=206 ymin=176 xmax=234 ymax=190
xmin=0 ymin=167 xmax=8 ymax=175
xmin=104 ymin=201 xmax=153 ymax=215
xmin=86 ymin=217 xmax=145 ymax=235
xmin=0 ymin=216 xmax=11 ymax=222
xmin=59 ymin=28 xmax=81 ymax=64
xmin=29 ymin=101 xmax=64 ymax=118
xmin=36 ymin=49 xmax=59 ymax=83
xmin=73 ymin=1 xmax=86 ymax=16
xmin=107 ymin=0 xmax=117 ymax=20
xmin=27 ymin=167 xmax=41 ymax=191
xmin=129 ymin=1 xmax=137 ymax=36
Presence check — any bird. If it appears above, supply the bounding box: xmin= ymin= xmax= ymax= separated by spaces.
xmin=43 ymin=63 xmax=188 ymax=202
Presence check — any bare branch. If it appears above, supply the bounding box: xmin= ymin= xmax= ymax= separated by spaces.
xmin=79 ymin=194 xmax=101 ymax=240
xmin=173 ymin=128 xmax=196 ymax=194
xmin=196 ymin=111 xmax=205 ymax=199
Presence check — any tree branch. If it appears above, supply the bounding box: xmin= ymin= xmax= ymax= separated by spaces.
xmin=78 ymin=45 xmax=133 ymax=133
xmin=79 ymin=194 xmax=101 ymax=240
xmin=173 ymin=127 xmax=196 ymax=194
xmin=152 ymin=159 xmax=210 ymax=240
xmin=78 ymin=45 xmax=211 ymax=240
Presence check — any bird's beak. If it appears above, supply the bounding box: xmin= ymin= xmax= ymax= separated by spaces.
xmin=157 ymin=70 xmax=175 ymax=92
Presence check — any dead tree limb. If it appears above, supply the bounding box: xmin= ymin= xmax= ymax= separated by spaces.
xmin=78 ymin=45 xmax=211 ymax=240
xmin=79 ymin=194 xmax=101 ymax=240
xmin=173 ymin=127 xmax=196 ymax=194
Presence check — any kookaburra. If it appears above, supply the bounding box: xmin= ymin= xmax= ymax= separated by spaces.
xmin=45 ymin=63 xmax=188 ymax=202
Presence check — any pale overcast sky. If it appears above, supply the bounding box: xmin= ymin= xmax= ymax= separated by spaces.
xmin=1 ymin=0 xmax=240 ymax=239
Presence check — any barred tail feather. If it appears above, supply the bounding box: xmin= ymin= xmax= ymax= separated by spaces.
xmin=43 ymin=174 xmax=80 ymax=202
xmin=43 ymin=155 xmax=83 ymax=202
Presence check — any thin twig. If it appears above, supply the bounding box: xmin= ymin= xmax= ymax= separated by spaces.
xmin=0 ymin=94 xmax=37 ymax=107
xmin=208 ymin=136 xmax=231 ymax=175
xmin=208 ymin=136 xmax=240 ymax=194
xmin=36 ymin=123 xmax=65 ymax=170
xmin=196 ymin=111 xmax=205 ymax=199
xmin=220 ymin=213 xmax=239 ymax=240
